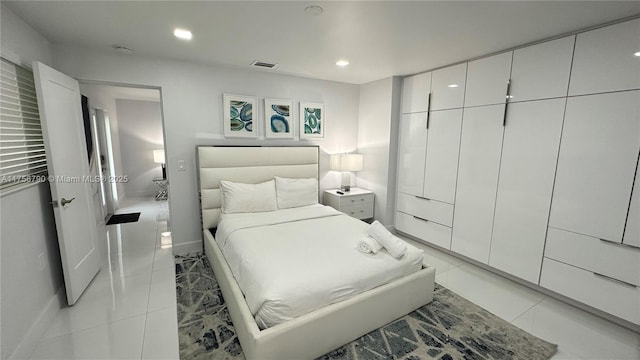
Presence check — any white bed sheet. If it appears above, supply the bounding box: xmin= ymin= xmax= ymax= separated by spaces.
xmin=215 ymin=204 xmax=424 ymax=329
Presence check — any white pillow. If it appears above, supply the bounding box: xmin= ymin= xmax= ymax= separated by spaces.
xmin=220 ymin=180 xmax=277 ymax=214
xmin=275 ymin=176 xmax=318 ymax=209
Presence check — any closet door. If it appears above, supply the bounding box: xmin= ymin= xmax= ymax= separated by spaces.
xmin=451 ymin=104 xmax=505 ymax=263
xmin=510 ymin=36 xmax=575 ymax=102
xmin=397 ymin=113 xmax=428 ymax=196
xmin=569 ymin=19 xmax=640 ymax=96
xmin=401 ymin=72 xmax=432 ymax=114
xmin=489 ymin=99 xmax=565 ymax=283
xmin=464 ymin=52 xmax=513 ymax=107
xmin=423 ymin=109 xmax=463 ymax=204
xmin=623 ymin=162 xmax=640 ymax=248
xmin=430 ymin=63 xmax=467 ymax=111
xmin=549 ymin=90 xmax=640 ymax=242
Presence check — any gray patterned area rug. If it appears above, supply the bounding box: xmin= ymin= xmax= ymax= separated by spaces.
xmin=175 ymin=254 xmax=557 ymax=360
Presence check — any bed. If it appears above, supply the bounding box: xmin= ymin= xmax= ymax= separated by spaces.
xmin=197 ymin=145 xmax=435 ymax=360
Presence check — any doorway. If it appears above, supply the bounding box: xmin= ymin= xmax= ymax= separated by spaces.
xmin=78 ymin=82 xmax=171 ymax=252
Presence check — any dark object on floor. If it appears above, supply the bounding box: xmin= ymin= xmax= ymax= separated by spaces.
xmin=106 ymin=212 xmax=141 ymax=225
xmin=174 ymin=254 xmax=558 ymax=360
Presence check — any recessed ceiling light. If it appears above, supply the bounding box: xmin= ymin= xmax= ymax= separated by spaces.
xmin=174 ymin=28 xmax=193 ymax=41
xmin=112 ymin=45 xmax=133 ymax=55
xmin=634 ymin=51 xmax=640 ymax=57
xmin=447 ymin=84 xmax=459 ymax=88
xmin=305 ymin=5 xmax=323 ymax=16
xmin=336 ymin=60 xmax=350 ymax=67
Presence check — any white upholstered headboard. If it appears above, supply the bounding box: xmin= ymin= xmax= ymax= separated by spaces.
xmin=197 ymin=146 xmax=320 ymax=230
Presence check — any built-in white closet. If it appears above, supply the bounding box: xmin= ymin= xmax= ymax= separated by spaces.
xmin=395 ymin=17 xmax=640 ymax=326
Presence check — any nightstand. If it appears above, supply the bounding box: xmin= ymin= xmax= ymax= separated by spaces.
xmin=323 ymin=188 xmax=374 ymax=220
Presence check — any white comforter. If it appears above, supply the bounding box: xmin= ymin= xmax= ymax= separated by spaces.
xmin=215 ymin=204 xmax=424 ymax=329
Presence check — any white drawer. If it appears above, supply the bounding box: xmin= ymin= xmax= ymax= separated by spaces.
xmin=341 ymin=203 xmax=373 ymax=220
xmin=395 ymin=211 xmax=452 ymax=249
xmin=540 ymin=258 xmax=640 ymax=325
xmin=339 ymin=193 xmax=374 ymax=207
xmin=545 ymin=227 xmax=640 ymax=286
xmin=396 ymin=192 xmax=454 ymax=227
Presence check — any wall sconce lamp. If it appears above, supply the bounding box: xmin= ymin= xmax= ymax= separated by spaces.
xmin=153 ymin=149 xmax=166 ymax=179
xmin=330 ymin=153 xmax=364 ymax=192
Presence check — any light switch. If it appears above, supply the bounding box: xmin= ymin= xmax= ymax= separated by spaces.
xmin=177 ymin=160 xmax=186 ymax=171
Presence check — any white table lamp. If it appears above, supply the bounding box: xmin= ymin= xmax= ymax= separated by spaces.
xmin=330 ymin=153 xmax=363 ymax=192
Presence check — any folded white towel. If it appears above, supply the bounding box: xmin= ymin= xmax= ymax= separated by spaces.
xmin=367 ymin=220 xmax=407 ymax=259
xmin=357 ymin=236 xmax=383 ymax=254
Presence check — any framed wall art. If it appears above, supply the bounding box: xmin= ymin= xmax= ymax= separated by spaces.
xmin=223 ymin=94 xmax=258 ymax=138
xmin=300 ymin=102 xmax=324 ymax=139
xmin=264 ymin=98 xmax=294 ymax=139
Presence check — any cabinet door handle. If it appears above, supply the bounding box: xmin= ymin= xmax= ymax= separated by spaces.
xmin=593 ymin=273 xmax=637 ymax=288
xmin=426 ymin=93 xmax=432 ymax=129
xmin=503 ymin=79 xmax=511 ymax=127
xmin=415 ymin=195 xmax=430 ymax=201
xmin=599 ymin=238 xmax=638 ymax=249
xmin=413 ymin=215 xmax=429 ymax=223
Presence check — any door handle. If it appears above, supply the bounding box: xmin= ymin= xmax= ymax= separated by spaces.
xmin=61 ymin=197 xmax=76 ymax=206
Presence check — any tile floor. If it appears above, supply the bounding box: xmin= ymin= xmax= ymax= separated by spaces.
xmin=29 ymin=199 xmax=178 ymax=360
xmin=28 ymin=199 xmax=640 ymax=359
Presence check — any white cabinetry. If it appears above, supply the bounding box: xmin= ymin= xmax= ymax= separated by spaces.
xmin=323 ymin=188 xmax=374 ymax=220
xmin=569 ymin=19 xmax=640 ymax=96
xmin=401 ymin=72 xmax=432 ymax=113
xmin=549 ymin=91 xmax=640 ymax=242
xmin=464 ymin=52 xmax=513 ymax=107
xmin=540 ymin=257 xmax=640 ymax=325
xmin=423 ymin=109 xmax=463 ymax=204
xmin=489 ymin=99 xmax=565 ymax=283
xmin=396 ymin=113 xmax=427 ymax=196
xmin=430 ymin=63 xmax=467 ymax=110
xmin=451 ymin=104 xmax=505 ymax=263
xmin=623 ymin=163 xmax=640 ymax=248
xmin=510 ymin=36 xmax=575 ymax=102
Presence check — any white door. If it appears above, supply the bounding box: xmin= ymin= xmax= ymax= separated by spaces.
xmin=33 ymin=62 xmax=100 ymax=305
xmin=430 ymin=63 xmax=467 ymax=111
xmin=396 ymin=113 xmax=428 ymax=196
xmin=489 ymin=99 xmax=565 ymax=283
xmin=401 ymin=72 xmax=431 ymax=114
xmin=510 ymin=36 xmax=575 ymax=102
xmin=549 ymin=91 xmax=640 ymax=242
xmin=423 ymin=108 xmax=463 ymax=204
xmin=569 ymin=18 xmax=640 ymax=96
xmin=465 ymin=52 xmax=513 ymax=107
xmin=451 ymin=104 xmax=505 ymax=263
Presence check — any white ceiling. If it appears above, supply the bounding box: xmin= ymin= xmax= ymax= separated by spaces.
xmin=5 ymin=1 xmax=640 ymax=84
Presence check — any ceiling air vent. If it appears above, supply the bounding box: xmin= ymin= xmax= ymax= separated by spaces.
xmin=251 ymin=60 xmax=278 ymax=69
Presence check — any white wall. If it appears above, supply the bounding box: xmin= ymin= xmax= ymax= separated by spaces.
xmin=53 ymin=46 xmax=360 ymax=254
xmin=356 ymin=77 xmax=402 ymax=226
xmin=115 ymin=99 xmax=164 ymax=198
xmin=0 ymin=4 xmax=62 ymax=359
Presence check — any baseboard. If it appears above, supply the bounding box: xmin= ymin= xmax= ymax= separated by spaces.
xmin=9 ymin=286 xmax=64 ymax=360
xmin=172 ymin=240 xmax=203 ymax=256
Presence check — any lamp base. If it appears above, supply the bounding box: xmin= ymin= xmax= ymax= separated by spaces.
xmin=340 ymin=172 xmax=351 ymax=192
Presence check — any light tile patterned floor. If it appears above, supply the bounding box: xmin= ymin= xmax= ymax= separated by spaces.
xmin=28 ymin=200 xmax=640 ymax=359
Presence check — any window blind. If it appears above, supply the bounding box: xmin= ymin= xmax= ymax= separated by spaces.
xmin=0 ymin=57 xmax=47 ymax=191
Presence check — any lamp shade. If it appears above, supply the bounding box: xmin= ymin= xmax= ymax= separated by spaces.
xmin=330 ymin=153 xmax=363 ymax=172
xmin=153 ymin=149 xmax=165 ymax=164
